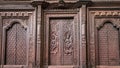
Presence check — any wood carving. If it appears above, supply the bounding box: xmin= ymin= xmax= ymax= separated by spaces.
xmin=62 ymin=19 xmax=74 ymax=65
xmin=50 ymin=22 xmax=59 ymax=54
xmin=49 ymin=19 xmax=74 ymax=65
xmin=49 ymin=20 xmax=60 ymax=65
xmin=3 ymin=19 xmax=27 ymax=29
xmin=63 ymin=22 xmax=73 ymax=55
xmin=92 ymin=11 xmax=120 ymax=16
xmin=0 ymin=11 xmax=33 ymax=68
xmin=0 ymin=12 xmax=32 ymax=17
xmin=6 ymin=23 xmax=27 ymax=65
xmin=98 ymin=23 xmax=119 ymax=65
xmin=95 ymin=18 xmax=120 ymax=29
xmin=89 ymin=10 xmax=120 ymax=68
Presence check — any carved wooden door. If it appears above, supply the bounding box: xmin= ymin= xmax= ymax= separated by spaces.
xmin=49 ymin=19 xmax=74 ymax=65
xmin=2 ymin=22 xmax=27 ymax=68
xmin=45 ymin=17 xmax=79 ymax=68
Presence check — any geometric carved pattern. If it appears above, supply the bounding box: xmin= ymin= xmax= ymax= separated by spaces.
xmin=50 ymin=19 xmax=74 ymax=65
xmin=6 ymin=23 xmax=16 ymax=65
xmin=0 ymin=12 xmax=32 ymax=17
xmin=98 ymin=23 xmax=119 ymax=65
xmin=6 ymin=23 xmax=27 ymax=65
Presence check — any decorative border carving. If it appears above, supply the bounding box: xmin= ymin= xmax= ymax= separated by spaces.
xmin=0 ymin=12 xmax=32 ymax=17
xmin=91 ymin=11 xmax=120 ymax=16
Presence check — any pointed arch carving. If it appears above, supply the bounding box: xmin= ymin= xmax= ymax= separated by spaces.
xmin=97 ymin=22 xmax=120 ymax=65
xmin=96 ymin=18 xmax=120 ymax=29
xmin=3 ymin=19 xmax=27 ymax=30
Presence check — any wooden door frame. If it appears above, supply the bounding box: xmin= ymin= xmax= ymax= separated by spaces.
xmin=43 ymin=9 xmax=80 ymax=68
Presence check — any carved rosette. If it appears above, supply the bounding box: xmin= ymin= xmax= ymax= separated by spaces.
xmin=50 ymin=21 xmax=59 ymax=54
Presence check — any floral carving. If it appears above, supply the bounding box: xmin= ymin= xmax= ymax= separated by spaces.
xmin=50 ymin=22 xmax=59 ymax=54
xmin=64 ymin=31 xmax=73 ymax=55
xmin=63 ymin=21 xmax=73 ymax=55
xmin=50 ymin=31 xmax=59 ymax=54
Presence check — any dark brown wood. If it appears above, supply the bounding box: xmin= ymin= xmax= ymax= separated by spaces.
xmin=1 ymin=0 xmax=120 ymax=68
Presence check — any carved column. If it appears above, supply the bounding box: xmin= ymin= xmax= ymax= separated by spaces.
xmin=0 ymin=16 xmax=2 ymax=65
xmin=79 ymin=1 xmax=92 ymax=68
xmin=31 ymin=1 xmax=45 ymax=68
xmin=80 ymin=4 xmax=87 ymax=68
xmin=36 ymin=5 xmax=42 ymax=68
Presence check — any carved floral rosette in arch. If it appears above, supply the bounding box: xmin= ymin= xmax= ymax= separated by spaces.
xmin=0 ymin=11 xmax=34 ymax=68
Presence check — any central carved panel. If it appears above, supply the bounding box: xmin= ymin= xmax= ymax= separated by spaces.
xmin=49 ymin=18 xmax=74 ymax=65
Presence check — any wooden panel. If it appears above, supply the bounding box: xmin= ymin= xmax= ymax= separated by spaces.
xmin=16 ymin=23 xmax=27 ymax=65
xmin=5 ymin=23 xmax=27 ymax=65
xmin=6 ymin=23 xmax=17 ymax=65
xmin=98 ymin=23 xmax=119 ymax=65
xmin=49 ymin=18 xmax=74 ymax=65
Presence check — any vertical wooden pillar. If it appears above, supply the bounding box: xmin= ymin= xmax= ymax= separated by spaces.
xmin=79 ymin=1 xmax=92 ymax=68
xmin=36 ymin=5 xmax=42 ymax=68
xmin=0 ymin=16 xmax=2 ymax=66
xmin=80 ymin=4 xmax=87 ymax=68
xmin=31 ymin=1 xmax=45 ymax=68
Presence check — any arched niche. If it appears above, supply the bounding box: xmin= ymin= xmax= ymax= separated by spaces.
xmin=2 ymin=20 xmax=28 ymax=65
xmin=97 ymin=21 xmax=120 ymax=65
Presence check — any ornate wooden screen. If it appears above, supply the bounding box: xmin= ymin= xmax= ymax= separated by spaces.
xmin=49 ymin=18 xmax=74 ymax=65
xmin=5 ymin=23 xmax=27 ymax=65
xmin=98 ymin=22 xmax=120 ymax=65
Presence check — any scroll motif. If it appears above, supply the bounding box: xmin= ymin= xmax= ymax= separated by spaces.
xmin=63 ymin=21 xmax=73 ymax=55
xmin=50 ymin=22 xmax=59 ymax=54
